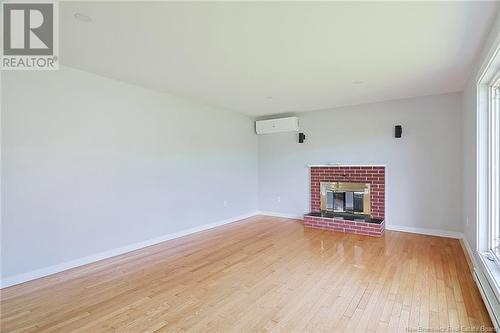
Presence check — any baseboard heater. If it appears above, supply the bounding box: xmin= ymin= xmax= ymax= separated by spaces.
xmin=474 ymin=267 xmax=500 ymax=329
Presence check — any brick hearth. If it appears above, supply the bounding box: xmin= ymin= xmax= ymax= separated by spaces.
xmin=303 ymin=215 xmax=385 ymax=237
xmin=304 ymin=165 xmax=386 ymax=237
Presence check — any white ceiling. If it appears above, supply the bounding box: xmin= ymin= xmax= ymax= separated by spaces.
xmin=61 ymin=1 xmax=499 ymax=116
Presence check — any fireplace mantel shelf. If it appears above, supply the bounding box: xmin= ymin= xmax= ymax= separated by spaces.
xmin=307 ymin=164 xmax=386 ymax=168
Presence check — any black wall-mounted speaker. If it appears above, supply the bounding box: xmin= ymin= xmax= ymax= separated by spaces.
xmin=395 ymin=125 xmax=402 ymax=138
xmin=298 ymin=132 xmax=306 ymax=143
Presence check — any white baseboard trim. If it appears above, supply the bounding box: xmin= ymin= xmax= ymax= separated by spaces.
xmin=385 ymin=224 xmax=464 ymax=239
xmin=256 ymin=211 xmax=304 ymax=220
xmin=461 ymin=235 xmax=480 ymax=269
xmin=0 ymin=211 xmax=259 ymax=289
xmin=461 ymin=237 xmax=499 ymax=329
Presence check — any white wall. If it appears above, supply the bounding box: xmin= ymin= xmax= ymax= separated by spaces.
xmin=258 ymin=93 xmax=463 ymax=232
xmin=463 ymin=11 xmax=500 ymax=252
xmin=1 ymin=66 xmax=258 ymax=281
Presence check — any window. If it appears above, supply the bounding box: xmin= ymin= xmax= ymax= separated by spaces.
xmin=489 ymin=77 xmax=500 ymax=261
xmin=475 ymin=41 xmax=500 ymax=329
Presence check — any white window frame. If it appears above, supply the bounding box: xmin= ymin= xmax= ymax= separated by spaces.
xmin=487 ymin=75 xmax=500 ymax=261
xmin=477 ymin=43 xmax=500 ymax=302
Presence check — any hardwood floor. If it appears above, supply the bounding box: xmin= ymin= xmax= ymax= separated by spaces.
xmin=0 ymin=216 xmax=492 ymax=332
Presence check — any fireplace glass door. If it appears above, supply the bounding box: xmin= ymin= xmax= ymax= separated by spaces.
xmin=345 ymin=192 xmax=354 ymax=211
xmin=333 ymin=192 xmax=345 ymax=212
xmin=326 ymin=191 xmax=333 ymax=210
xmin=353 ymin=192 xmax=364 ymax=212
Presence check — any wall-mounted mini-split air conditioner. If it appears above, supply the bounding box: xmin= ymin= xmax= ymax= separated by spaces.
xmin=255 ymin=117 xmax=299 ymax=135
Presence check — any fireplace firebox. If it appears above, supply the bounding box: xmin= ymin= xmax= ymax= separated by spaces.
xmin=320 ymin=182 xmax=371 ymax=216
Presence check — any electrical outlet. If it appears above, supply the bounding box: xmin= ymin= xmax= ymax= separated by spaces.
xmin=277 ymin=196 xmax=281 ymax=203
xmin=466 ymin=216 xmax=470 ymax=226
xmin=223 ymin=200 xmax=228 ymax=207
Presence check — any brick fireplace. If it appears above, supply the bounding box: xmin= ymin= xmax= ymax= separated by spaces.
xmin=303 ymin=165 xmax=385 ymax=237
